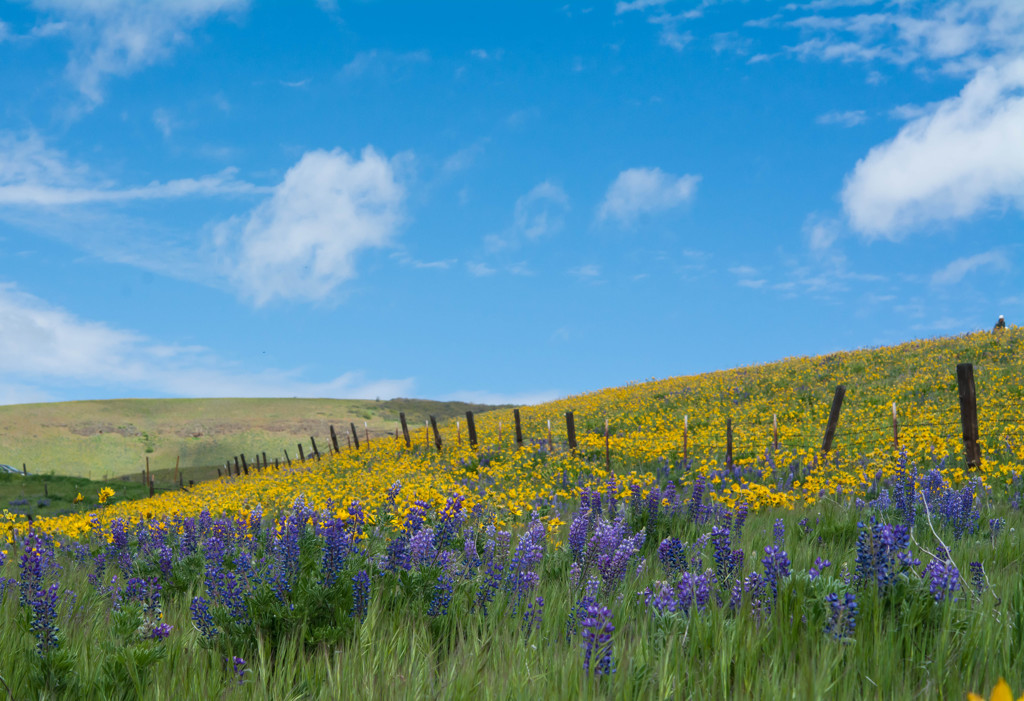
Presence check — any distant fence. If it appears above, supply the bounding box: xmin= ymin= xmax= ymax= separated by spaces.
xmin=187 ymin=362 xmax=1020 ymax=491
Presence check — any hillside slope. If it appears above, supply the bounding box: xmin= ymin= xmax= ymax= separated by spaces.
xmin=0 ymin=397 xmax=508 ymax=479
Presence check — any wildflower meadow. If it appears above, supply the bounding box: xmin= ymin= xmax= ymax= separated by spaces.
xmin=1 ymin=328 xmax=1023 ymax=699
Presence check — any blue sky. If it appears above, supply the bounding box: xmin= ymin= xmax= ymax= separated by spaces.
xmin=0 ymin=0 xmax=1021 ymax=406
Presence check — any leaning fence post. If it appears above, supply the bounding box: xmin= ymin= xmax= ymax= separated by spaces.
xmin=566 ymin=411 xmax=577 ymax=450
xmin=350 ymin=423 xmax=360 ymax=450
xmin=514 ymin=409 xmax=523 ymax=448
xmin=240 ymin=454 xmax=249 ymax=475
xmin=956 ymin=363 xmax=982 ymax=466
xmin=310 ymin=436 xmax=320 ymax=460
xmin=400 ymin=412 xmax=411 ymax=448
xmin=726 ymin=418 xmax=734 ymax=467
xmin=429 ymin=415 xmax=442 ymax=452
xmin=297 ymin=444 xmax=305 ymax=462
xmin=821 ymin=385 xmax=846 ymax=455
xmin=330 ymin=425 xmax=340 ymax=453
xmin=892 ymin=403 xmax=899 ymax=450
xmin=466 ymin=411 xmax=478 ymax=448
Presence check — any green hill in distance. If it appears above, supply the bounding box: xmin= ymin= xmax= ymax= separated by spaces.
xmin=0 ymin=397 xmax=510 ymax=481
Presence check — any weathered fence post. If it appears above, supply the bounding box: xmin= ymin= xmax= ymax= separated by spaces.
xmin=22 ymin=463 xmax=27 ymax=476
xmin=429 ymin=415 xmax=442 ymax=452
xmin=297 ymin=444 xmax=305 ymax=462
xmin=514 ymin=409 xmax=523 ymax=448
xmin=284 ymin=449 xmax=291 ymax=466
xmin=240 ymin=454 xmax=249 ymax=475
xmin=892 ymin=403 xmax=899 ymax=449
xmin=330 ymin=425 xmax=340 ymax=453
xmin=217 ymin=467 xmax=222 ymax=478
xmin=773 ymin=414 xmax=779 ymax=450
xmin=821 ymin=385 xmax=846 ymax=455
xmin=364 ymin=422 xmax=370 ymax=446
xmin=956 ymin=363 xmax=982 ymax=466
xmin=547 ymin=419 xmax=553 ymax=451
xmin=400 ymin=412 xmax=411 ymax=448
xmin=310 ymin=436 xmax=320 ymax=460
xmin=262 ymin=451 xmax=268 ymax=468
xmin=148 ymin=478 xmax=155 ymax=498
xmin=726 ymin=418 xmax=734 ymax=467
xmin=350 ymin=423 xmax=360 ymax=450
xmin=566 ymin=411 xmax=577 ymax=450
xmin=466 ymin=411 xmax=478 ymax=448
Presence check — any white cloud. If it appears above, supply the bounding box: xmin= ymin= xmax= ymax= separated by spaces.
xmin=842 ymin=58 xmax=1024 ymax=237
xmin=729 ymin=265 xmax=758 ymax=276
xmin=214 ymin=146 xmax=407 ymax=306
xmin=598 ymin=167 xmax=700 ymax=225
xmin=616 ymin=0 xmax=673 ymax=13
xmin=803 ymin=214 xmax=840 ymax=252
xmin=0 ymin=282 xmax=413 ymax=404
xmin=514 ymin=181 xmax=569 ymax=239
xmin=442 ymin=140 xmax=488 ymax=174
xmin=0 ymin=130 xmax=265 ymax=206
xmin=29 ymin=0 xmax=249 ymax=106
xmin=569 ymin=264 xmax=601 ymax=278
xmin=931 ymin=249 xmax=1010 ymax=285
xmin=341 ymin=50 xmax=430 ymax=78
xmin=816 ymin=109 xmax=868 ymax=126
xmin=152 ymin=107 xmax=177 ymax=138
xmin=467 ymin=262 xmax=496 ymax=277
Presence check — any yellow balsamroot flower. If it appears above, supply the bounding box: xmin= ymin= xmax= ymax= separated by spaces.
xmin=968 ymin=678 xmax=1024 ymax=701
xmin=73 ymin=493 xmax=83 ymax=504
xmin=97 ymin=487 xmax=115 ymax=504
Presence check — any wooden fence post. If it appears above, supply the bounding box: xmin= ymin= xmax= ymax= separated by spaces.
xmin=773 ymin=414 xmax=779 ymax=450
xmin=726 ymin=418 xmax=733 ymax=467
xmin=310 ymin=436 xmax=320 ymax=460
xmin=149 ymin=478 xmax=155 ymax=498
xmin=821 ymin=385 xmax=846 ymax=455
xmin=364 ymin=422 xmax=370 ymax=446
xmin=297 ymin=444 xmax=305 ymax=462
xmin=429 ymin=415 xmax=442 ymax=452
xmin=956 ymin=363 xmax=982 ymax=466
xmin=262 ymin=452 xmax=268 ymax=468
xmin=892 ymin=403 xmax=899 ymax=449
xmin=22 ymin=463 xmax=26 ymax=476
xmin=400 ymin=412 xmax=411 ymax=448
xmin=466 ymin=411 xmax=478 ymax=448
xmin=217 ymin=467 xmax=222 ymax=478
xmin=547 ymin=419 xmax=553 ymax=451
xmin=240 ymin=454 xmax=249 ymax=475
xmin=566 ymin=411 xmax=577 ymax=450
xmin=330 ymin=425 xmax=340 ymax=453
xmin=350 ymin=423 xmax=360 ymax=450
xmin=514 ymin=409 xmax=523 ymax=448
xmin=284 ymin=449 xmax=291 ymax=466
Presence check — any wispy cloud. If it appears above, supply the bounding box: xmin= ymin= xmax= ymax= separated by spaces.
xmin=0 ymin=282 xmax=413 ymax=404
xmin=27 ymin=0 xmax=249 ymax=107
xmin=515 ymin=181 xmax=569 ymax=239
xmin=341 ymin=49 xmax=430 ymax=79
xmin=931 ymin=249 xmax=1011 ymax=286
xmin=0 ymin=131 xmax=265 ymax=206
xmin=467 ymin=261 xmax=496 ymax=277
xmin=816 ymin=109 xmax=867 ymax=126
xmin=598 ymin=167 xmax=700 ymax=225
xmin=442 ymin=389 xmax=562 ymax=406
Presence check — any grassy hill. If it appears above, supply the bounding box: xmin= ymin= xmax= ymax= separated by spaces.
xmin=0 ymin=396 xmax=510 ymax=481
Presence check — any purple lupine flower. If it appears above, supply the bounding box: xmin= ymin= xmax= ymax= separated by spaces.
xmin=433 ymin=494 xmax=466 ymax=552
xmin=522 ymin=596 xmax=544 ymax=637
xmin=687 ymin=477 xmax=705 ymax=523
xmin=409 ymin=527 xmax=436 ymax=567
xmin=773 ymin=519 xmax=785 ymax=548
xmin=231 ymin=656 xmax=248 ymax=684
xmin=969 ymin=562 xmax=986 ymax=593
xmin=761 ymin=546 xmax=791 ymax=601
xmin=658 ymin=537 xmax=686 ymax=578
xmin=150 ymin=623 xmax=173 ymax=641
xmin=505 ymin=520 xmax=546 ymax=599
xmin=580 ymin=604 xmax=615 ymax=676
xmin=824 ymin=592 xmax=857 ymax=640
xmin=711 ymin=527 xmax=735 ymax=585
xmin=351 ymin=570 xmax=370 ymax=622
xmin=733 ymin=502 xmax=748 ymax=539
xmin=385 ymin=534 xmax=412 ymax=572
xmin=924 ymin=559 xmax=959 ymax=603
xmin=854 ymin=520 xmax=917 ymax=593
xmin=28 ymin=581 xmax=61 ymax=656
xmin=428 ymin=572 xmax=454 ymax=617
xmin=190 ymin=596 xmax=218 ymax=640
xmin=808 ymin=557 xmax=831 ymax=581
xmin=605 ymin=475 xmax=619 ymax=517
xmin=892 ymin=451 xmax=917 ymax=527
xmin=989 ymin=518 xmax=1005 ymax=542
